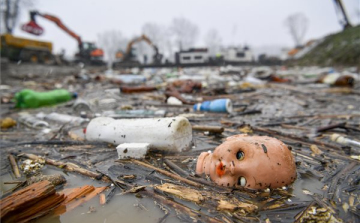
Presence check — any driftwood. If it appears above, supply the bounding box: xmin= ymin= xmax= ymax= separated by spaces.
xmin=18 ymin=153 xmax=108 ymax=182
xmin=163 ymin=159 xmax=189 ymax=177
xmin=163 ymin=158 xmax=237 ymax=193
xmin=128 ymin=159 xmax=203 ymax=188
xmin=26 ymin=174 xmax=66 ymax=186
xmin=99 ymin=193 xmax=106 ymax=205
xmin=143 ymin=188 xmax=222 ymax=223
xmin=0 ymin=180 xmax=65 ymax=223
xmin=54 ymin=185 xmax=107 ymax=215
xmin=155 ymin=183 xmax=205 ymax=204
xmin=192 ymin=125 xmax=224 ymax=134
xmin=8 ymin=154 xmax=21 ymax=178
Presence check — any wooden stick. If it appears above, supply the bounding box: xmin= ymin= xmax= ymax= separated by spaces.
xmin=317 ymin=122 xmax=347 ymax=132
xmin=163 ymin=159 xmax=189 ymax=177
xmin=8 ymin=154 xmax=21 ymax=178
xmin=129 ymin=159 xmax=202 ymax=188
xmin=99 ymin=193 xmax=106 ymax=205
xmin=192 ymin=125 xmax=224 ymax=134
xmin=251 ymin=126 xmax=342 ymax=151
xmin=18 ymin=153 xmax=107 ymax=181
xmin=0 ymin=180 xmax=64 ymax=221
xmin=143 ymin=188 xmax=222 ymax=223
xmin=3 ymin=181 xmax=24 ymax=185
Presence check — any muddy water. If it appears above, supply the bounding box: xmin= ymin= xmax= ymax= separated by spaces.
xmin=1 ymin=167 xmax=183 ymax=223
xmin=1 ymin=154 xmax=328 ymax=222
xmin=0 ymin=129 xmax=337 ymax=223
xmin=1 ymin=166 xmax=326 ymax=223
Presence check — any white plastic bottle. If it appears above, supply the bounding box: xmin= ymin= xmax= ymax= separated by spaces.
xmin=86 ymin=116 xmax=193 ymax=152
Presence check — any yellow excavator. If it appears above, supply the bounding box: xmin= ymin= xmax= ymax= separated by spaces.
xmin=116 ymin=34 xmax=162 ymax=65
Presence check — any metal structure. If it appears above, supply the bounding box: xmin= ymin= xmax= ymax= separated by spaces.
xmin=22 ymin=11 xmax=104 ymax=65
xmin=333 ymin=0 xmax=353 ymax=29
xmin=116 ymin=34 xmax=163 ymax=65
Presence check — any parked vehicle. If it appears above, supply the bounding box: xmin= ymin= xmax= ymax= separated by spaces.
xmin=0 ymin=33 xmax=53 ymax=63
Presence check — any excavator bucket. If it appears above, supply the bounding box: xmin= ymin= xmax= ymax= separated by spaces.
xmin=22 ymin=20 xmax=44 ymax=36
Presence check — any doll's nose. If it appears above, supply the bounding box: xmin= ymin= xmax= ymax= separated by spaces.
xmin=216 ymin=162 xmax=225 ymax=177
xmin=229 ymin=162 xmax=235 ymax=175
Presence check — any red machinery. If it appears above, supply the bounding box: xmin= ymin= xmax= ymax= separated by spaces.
xmin=22 ymin=11 xmax=104 ymax=64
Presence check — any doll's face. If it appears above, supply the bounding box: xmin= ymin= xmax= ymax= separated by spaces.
xmin=196 ymin=135 xmax=297 ymax=189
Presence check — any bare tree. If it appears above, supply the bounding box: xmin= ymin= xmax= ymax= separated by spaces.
xmin=0 ymin=0 xmax=35 ymax=34
xmin=170 ymin=17 xmax=199 ymax=51
xmin=141 ymin=23 xmax=167 ymax=62
xmin=204 ymin=29 xmax=222 ymax=56
xmin=142 ymin=23 xmax=164 ymax=47
xmin=97 ymin=30 xmax=127 ymax=68
xmin=284 ymin=13 xmax=309 ymax=47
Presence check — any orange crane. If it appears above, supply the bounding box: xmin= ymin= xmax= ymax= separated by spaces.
xmin=116 ymin=34 xmax=162 ymax=64
xmin=22 ymin=10 xmax=104 ymax=64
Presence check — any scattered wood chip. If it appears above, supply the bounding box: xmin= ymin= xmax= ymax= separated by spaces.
xmin=155 ymin=183 xmax=204 ymax=204
xmin=310 ymin=145 xmax=323 ymax=155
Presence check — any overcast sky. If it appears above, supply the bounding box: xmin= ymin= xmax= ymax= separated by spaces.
xmin=13 ymin=0 xmax=360 ymax=57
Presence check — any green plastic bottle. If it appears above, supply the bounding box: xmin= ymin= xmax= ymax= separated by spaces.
xmin=14 ymin=89 xmax=77 ymax=109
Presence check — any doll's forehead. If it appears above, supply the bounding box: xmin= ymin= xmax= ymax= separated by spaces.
xmin=216 ymin=139 xmax=258 ymax=151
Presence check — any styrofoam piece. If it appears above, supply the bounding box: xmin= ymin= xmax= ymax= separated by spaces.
xmin=117 ymin=143 xmax=150 ymax=159
xmin=86 ymin=116 xmax=192 ymax=152
xmin=167 ymin=96 xmax=183 ymax=105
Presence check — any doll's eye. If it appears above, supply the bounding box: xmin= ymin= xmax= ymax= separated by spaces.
xmin=236 ymin=151 xmax=244 ymax=161
xmin=237 ymin=176 xmax=246 ymax=186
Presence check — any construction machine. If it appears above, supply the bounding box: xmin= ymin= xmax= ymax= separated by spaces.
xmin=21 ymin=10 xmax=104 ymax=65
xmin=0 ymin=33 xmax=53 ymax=63
xmin=333 ymin=0 xmax=353 ymax=29
xmin=115 ymin=34 xmax=162 ymax=66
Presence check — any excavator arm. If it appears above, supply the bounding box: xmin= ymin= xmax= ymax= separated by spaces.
xmin=27 ymin=11 xmax=83 ymax=48
xmin=22 ymin=10 xmax=104 ymax=64
xmin=333 ymin=0 xmax=353 ymax=29
xmin=123 ymin=34 xmax=162 ymax=63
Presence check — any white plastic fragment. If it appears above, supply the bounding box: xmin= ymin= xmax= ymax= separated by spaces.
xmin=18 ymin=113 xmax=49 ymax=128
xmin=37 ymin=112 xmax=87 ymax=125
xmin=86 ymin=116 xmax=192 ymax=152
xmin=167 ymin=96 xmax=183 ymax=105
xmin=117 ymin=143 xmax=150 ymax=159
xmin=331 ymin=134 xmax=360 ymax=148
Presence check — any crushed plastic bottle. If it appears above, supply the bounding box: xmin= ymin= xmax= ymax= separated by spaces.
xmin=18 ymin=113 xmax=49 ymax=129
xmin=194 ymin=99 xmax=233 ymax=113
xmin=37 ymin=112 xmax=87 ymax=125
xmin=14 ymin=89 xmax=77 ymax=109
xmin=72 ymin=99 xmax=91 ymax=115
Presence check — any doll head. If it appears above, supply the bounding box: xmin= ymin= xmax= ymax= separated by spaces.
xmin=196 ymin=134 xmax=297 ymax=190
